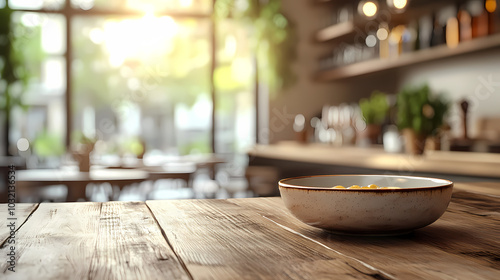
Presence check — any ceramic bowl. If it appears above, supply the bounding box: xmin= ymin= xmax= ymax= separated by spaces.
xmin=279 ymin=175 xmax=453 ymax=235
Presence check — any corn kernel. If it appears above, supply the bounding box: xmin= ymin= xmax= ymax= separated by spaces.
xmin=332 ymin=185 xmax=345 ymax=189
xmin=349 ymin=185 xmax=361 ymax=189
xmin=367 ymin=184 xmax=379 ymax=189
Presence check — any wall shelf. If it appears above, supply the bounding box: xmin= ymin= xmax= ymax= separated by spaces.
xmin=316 ymin=21 xmax=355 ymax=42
xmin=315 ymin=33 xmax=500 ymax=81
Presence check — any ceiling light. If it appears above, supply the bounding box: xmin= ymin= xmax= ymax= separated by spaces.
xmin=358 ymin=1 xmax=379 ymax=18
xmin=387 ymin=0 xmax=409 ymax=13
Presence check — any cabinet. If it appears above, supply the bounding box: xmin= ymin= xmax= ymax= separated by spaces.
xmin=315 ymin=0 xmax=500 ymax=81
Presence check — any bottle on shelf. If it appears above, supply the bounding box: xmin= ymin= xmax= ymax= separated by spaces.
xmin=402 ymin=21 xmax=417 ymax=53
xmin=337 ymin=4 xmax=353 ymax=24
xmin=458 ymin=6 xmax=473 ymax=41
xmin=469 ymin=0 xmax=489 ymax=37
xmin=388 ymin=25 xmax=405 ymax=58
xmin=446 ymin=15 xmax=460 ymax=48
xmin=485 ymin=0 xmax=497 ymax=34
xmin=418 ymin=14 xmax=433 ymax=50
xmin=430 ymin=13 xmax=446 ymax=47
xmin=377 ymin=23 xmax=390 ymax=58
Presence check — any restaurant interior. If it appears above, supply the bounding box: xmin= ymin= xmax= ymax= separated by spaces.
xmin=1 ymin=0 xmax=500 ymax=203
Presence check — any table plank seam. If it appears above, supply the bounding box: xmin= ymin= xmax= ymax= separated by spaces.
xmin=85 ymin=202 xmax=103 ymax=279
xmin=260 ymin=215 xmax=397 ymax=280
xmin=0 ymin=203 xmax=40 ymax=248
xmin=145 ymin=202 xmax=194 ymax=280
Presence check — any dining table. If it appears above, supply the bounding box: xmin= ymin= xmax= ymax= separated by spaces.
xmin=16 ymin=168 xmax=149 ymax=202
xmin=1 ymin=182 xmax=499 ymax=279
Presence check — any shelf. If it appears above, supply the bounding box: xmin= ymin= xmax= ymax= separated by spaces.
xmin=315 ymin=0 xmax=470 ymax=42
xmin=315 ymin=33 xmax=500 ymax=81
xmin=316 ymin=21 xmax=355 ymax=42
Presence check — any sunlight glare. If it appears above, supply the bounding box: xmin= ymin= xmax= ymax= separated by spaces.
xmin=231 ymin=58 xmax=252 ymax=84
xmin=90 ymin=28 xmax=104 ymax=44
xmin=103 ymin=13 xmax=178 ymax=67
xmin=225 ymin=35 xmax=237 ymax=57
xmin=179 ymin=0 xmax=193 ymax=7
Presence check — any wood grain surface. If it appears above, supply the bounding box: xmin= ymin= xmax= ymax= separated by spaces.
xmin=0 ymin=203 xmax=38 ymax=244
xmin=231 ymin=196 xmax=500 ymax=279
xmin=147 ymin=199 xmax=389 ymax=280
xmin=0 ymin=202 xmax=189 ymax=279
xmin=1 ymin=182 xmax=499 ymax=279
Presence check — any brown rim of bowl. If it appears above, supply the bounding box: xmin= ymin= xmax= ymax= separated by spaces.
xmin=278 ymin=174 xmax=453 ymax=191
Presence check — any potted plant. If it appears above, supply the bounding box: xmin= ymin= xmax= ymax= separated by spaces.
xmin=71 ymin=132 xmax=96 ymax=172
xmin=359 ymin=91 xmax=389 ymax=144
xmin=396 ymin=84 xmax=449 ymax=154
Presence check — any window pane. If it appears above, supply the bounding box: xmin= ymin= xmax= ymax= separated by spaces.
xmin=9 ymin=0 xmax=65 ymax=10
xmin=72 ymin=15 xmax=211 ymax=156
xmin=215 ymin=20 xmax=256 ymax=155
xmin=71 ymin=0 xmax=212 ymax=14
xmin=9 ymin=12 xmax=66 ymax=159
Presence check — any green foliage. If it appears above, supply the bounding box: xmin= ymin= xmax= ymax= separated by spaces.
xmin=359 ymin=91 xmax=389 ymax=125
xmin=33 ymin=131 xmax=65 ymax=158
xmin=71 ymin=130 xmax=97 ymax=146
xmin=178 ymin=137 xmax=211 ymax=155
xmin=0 ymin=7 xmax=27 ymax=113
xmin=214 ymin=0 xmax=296 ymax=92
xmin=396 ymin=84 xmax=449 ymax=136
xmin=121 ymin=137 xmax=144 ymax=156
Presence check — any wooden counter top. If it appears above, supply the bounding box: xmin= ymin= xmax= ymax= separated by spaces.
xmin=248 ymin=142 xmax=500 ymax=178
xmin=1 ymin=182 xmax=499 ymax=279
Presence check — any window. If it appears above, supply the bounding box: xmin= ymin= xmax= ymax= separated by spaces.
xmin=3 ymin=0 xmax=256 ymax=161
xmin=8 ymin=11 xmax=66 ymax=159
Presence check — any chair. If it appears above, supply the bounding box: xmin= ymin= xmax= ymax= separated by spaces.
xmin=245 ymin=166 xmax=280 ymax=197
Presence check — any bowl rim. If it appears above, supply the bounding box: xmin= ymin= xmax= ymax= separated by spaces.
xmin=278 ymin=174 xmax=453 ymax=191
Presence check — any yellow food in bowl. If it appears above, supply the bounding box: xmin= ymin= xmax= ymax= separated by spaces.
xmin=330 ymin=185 xmax=401 ymax=189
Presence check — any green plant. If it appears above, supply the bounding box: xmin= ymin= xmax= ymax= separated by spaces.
xmin=1 ymin=7 xmax=41 ymax=155
xmin=1 ymin=7 xmax=28 ymax=155
xmin=32 ymin=131 xmax=65 ymax=158
xmin=121 ymin=137 xmax=145 ymax=157
xmin=396 ymin=84 xmax=449 ymax=136
xmin=359 ymin=91 xmax=389 ymax=125
xmin=214 ymin=0 xmax=296 ymax=91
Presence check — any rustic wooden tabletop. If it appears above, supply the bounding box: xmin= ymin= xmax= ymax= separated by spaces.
xmin=1 ymin=182 xmax=499 ymax=279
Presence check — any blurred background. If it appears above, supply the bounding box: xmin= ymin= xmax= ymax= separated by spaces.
xmin=1 ymin=0 xmax=500 ymax=202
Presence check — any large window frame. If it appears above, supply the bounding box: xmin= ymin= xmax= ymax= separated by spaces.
xmin=6 ymin=0 xmax=220 ymax=153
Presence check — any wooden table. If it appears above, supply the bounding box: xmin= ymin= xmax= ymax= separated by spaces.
xmin=142 ymin=163 xmax=197 ymax=187
xmin=16 ymin=169 xmax=149 ymax=201
xmin=1 ymin=182 xmax=499 ymax=279
xmin=0 ymin=156 xmax=26 ymax=203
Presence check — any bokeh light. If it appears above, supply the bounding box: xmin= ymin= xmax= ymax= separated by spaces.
xmin=17 ymin=138 xmax=30 ymax=152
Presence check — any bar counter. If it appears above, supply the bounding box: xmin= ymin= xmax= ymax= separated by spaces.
xmin=248 ymin=142 xmax=500 ymax=179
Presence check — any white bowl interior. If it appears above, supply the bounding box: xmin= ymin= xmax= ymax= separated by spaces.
xmin=281 ymin=175 xmax=451 ymax=189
